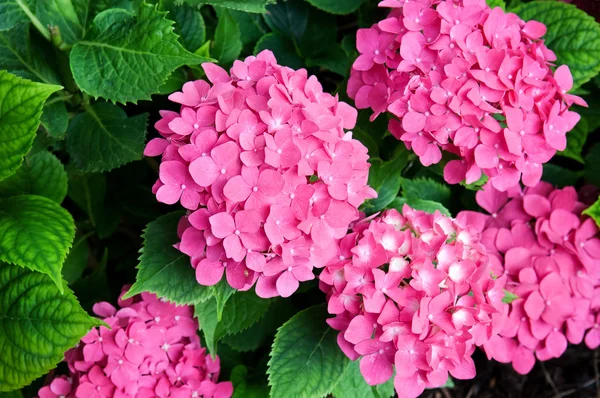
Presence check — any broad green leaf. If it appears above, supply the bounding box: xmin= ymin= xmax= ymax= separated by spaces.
xmin=332 ymin=360 xmax=381 ymax=398
xmin=230 ymin=10 xmax=268 ymax=52
xmin=304 ymin=0 xmax=363 ymax=15
xmin=542 ymin=163 xmax=583 ymax=187
xmin=164 ymin=2 xmax=205 ymax=52
xmin=583 ymin=196 xmax=600 ymax=228
xmin=264 ymin=0 xmax=308 ymax=43
xmin=486 ymin=0 xmax=506 ymax=9
xmin=61 ymin=232 xmax=89 ymax=284
xmin=158 ymin=67 xmax=188 ymax=95
xmin=0 ymin=70 xmax=61 ymax=182
xmin=183 ymin=0 xmax=276 ymax=13
xmin=306 ymin=44 xmax=350 ymax=77
xmin=211 ymin=279 xmax=236 ymax=321
xmin=558 ymin=116 xmax=588 ymax=163
xmin=0 ymin=262 xmax=100 ymax=391
xmin=363 ymin=150 xmax=410 ymax=213
xmin=0 ymin=151 xmax=68 ymax=203
xmin=0 ymin=390 xmax=24 ymax=397
xmin=41 ymin=99 xmax=68 ymax=138
xmin=70 ymin=3 xmax=208 ymax=103
xmin=401 ymin=178 xmax=452 ymax=208
xmin=585 ymin=143 xmax=600 ymax=186
xmin=195 ymin=297 xmax=219 ymax=354
xmin=33 ymin=0 xmax=91 ymax=45
xmin=502 ymin=289 xmax=519 ymax=304
xmin=268 ymin=304 xmax=350 ymax=398
xmin=231 ymin=365 xmax=271 ymax=398
xmin=212 ymin=8 xmax=242 ymax=65
xmin=513 ymin=1 xmax=600 ymax=89
xmin=0 ymin=0 xmax=28 ymax=31
xmin=0 ymin=195 xmax=75 ymax=290
xmin=0 ymin=23 xmax=60 ymax=85
xmin=297 ymin=7 xmax=337 ymax=60
xmin=71 ymin=249 xmax=110 ymax=311
xmin=352 ymin=127 xmax=379 ymax=158
xmin=124 ymin=212 xmax=213 ymax=306
xmin=254 ymin=33 xmax=303 ymax=69
xmin=66 ymin=102 xmax=148 ymax=172
xmin=391 ymin=197 xmax=451 ymax=216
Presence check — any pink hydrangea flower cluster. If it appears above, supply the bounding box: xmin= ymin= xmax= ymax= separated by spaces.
xmin=457 ymin=182 xmax=600 ymax=374
xmin=38 ymin=287 xmax=233 ymax=398
xmin=145 ymin=50 xmax=376 ymax=298
xmin=319 ymin=206 xmax=507 ymax=398
xmin=348 ymin=0 xmax=585 ymax=191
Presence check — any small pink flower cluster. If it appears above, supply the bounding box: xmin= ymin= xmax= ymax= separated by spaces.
xmin=457 ymin=182 xmax=600 ymax=374
xmin=145 ymin=50 xmax=376 ymax=298
xmin=348 ymin=0 xmax=585 ymax=191
xmin=319 ymin=206 xmax=507 ymax=398
xmin=38 ymin=288 xmax=232 ymax=398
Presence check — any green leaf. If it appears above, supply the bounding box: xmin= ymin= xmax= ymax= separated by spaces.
xmin=542 ymin=163 xmax=583 ymax=187
xmin=66 ymin=102 xmax=148 ymax=172
xmin=0 ymin=70 xmax=61 ymax=182
xmin=486 ymin=0 xmax=506 ymax=10
xmin=306 ymin=44 xmax=350 ymax=77
xmin=33 ymin=0 xmax=91 ymax=45
xmin=0 ymin=0 xmax=28 ymax=31
xmin=0 ymin=195 xmax=75 ymax=291
xmin=558 ymin=116 xmax=588 ymax=163
xmin=41 ymin=99 xmax=68 ymax=138
xmin=512 ymin=1 xmax=600 ymax=89
xmin=70 ymin=2 xmax=208 ymax=103
xmin=352 ymin=127 xmax=379 ymax=158
xmin=362 ymin=149 xmax=410 ymax=213
xmin=585 ymin=143 xmax=600 ymax=186
xmin=195 ymin=297 xmax=219 ymax=354
xmin=212 ymin=8 xmax=242 ymax=65
xmin=183 ymin=0 xmax=276 ymax=13
xmin=401 ymin=178 xmax=451 ymax=208
xmin=231 ymin=365 xmax=271 ymax=398
xmin=391 ymin=197 xmax=451 ymax=216
xmin=165 ymin=2 xmax=205 ymax=52
xmin=61 ymin=232 xmax=89 ymax=284
xmin=230 ymin=10 xmax=268 ymax=52
xmin=67 ymin=171 xmax=112 ymax=234
xmin=211 ymin=279 xmax=236 ymax=321
xmin=124 ymin=212 xmax=213 ymax=306
xmin=583 ymin=196 xmax=600 ymax=228
xmin=263 ymin=0 xmax=308 ymax=43
xmin=71 ymin=249 xmax=110 ymax=311
xmin=268 ymin=304 xmax=350 ymax=398
xmin=332 ymin=360 xmax=379 ymax=398
xmin=254 ymin=33 xmax=303 ymax=70
xmin=502 ymin=289 xmax=519 ymax=304
xmin=157 ymin=67 xmax=188 ymax=95
xmin=0 ymin=390 xmax=23 ymax=397
xmin=0 ymin=261 xmax=100 ymax=391
xmin=0 ymin=23 xmax=60 ymax=85
xmin=297 ymin=7 xmax=336 ymax=61
xmin=0 ymin=151 xmax=68 ymax=203
xmin=304 ymin=0 xmax=364 ymax=15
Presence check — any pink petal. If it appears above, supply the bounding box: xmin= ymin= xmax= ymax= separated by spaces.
xmin=524 ymin=290 xmax=544 ymax=320
xmin=360 ymin=353 xmax=393 ymax=386
xmin=196 ymin=259 xmax=224 ymax=286
xmin=209 ymin=213 xmax=235 ymax=238
xmin=258 ymin=169 xmax=284 ymax=196
xmin=276 ymin=271 xmax=299 ymax=298
xmin=512 ymin=345 xmax=535 ymax=375
xmin=223 ymin=176 xmax=252 ymax=202
xmin=189 ymin=157 xmax=220 ymax=187
xmin=402 ymin=111 xmax=426 ymax=133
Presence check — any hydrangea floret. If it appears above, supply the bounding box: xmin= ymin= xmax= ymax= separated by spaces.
xmin=319 ymin=205 xmax=507 ymax=398
xmin=457 ymin=182 xmax=600 ymax=374
xmin=348 ymin=0 xmax=585 ymax=191
xmin=38 ymin=287 xmax=233 ymax=398
xmin=145 ymin=50 xmax=376 ymax=298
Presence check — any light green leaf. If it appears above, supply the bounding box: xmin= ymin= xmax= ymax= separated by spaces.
xmin=165 ymin=2 xmax=205 ymax=52
xmin=0 ymin=23 xmax=60 ymax=85
xmin=502 ymin=289 xmax=519 ymax=304
xmin=542 ymin=163 xmax=583 ymax=187
xmin=124 ymin=212 xmax=213 ymax=306
xmin=583 ymin=196 xmax=600 ymax=228
xmin=66 ymin=102 xmax=148 ymax=172
xmin=263 ymin=0 xmax=308 ymax=43
xmin=332 ymin=360 xmax=378 ymax=398
xmin=558 ymin=115 xmax=588 ymax=163
xmin=183 ymin=0 xmax=276 ymax=13
xmin=391 ymin=197 xmax=451 ymax=217
xmin=254 ymin=33 xmax=303 ymax=69
xmin=486 ymin=0 xmax=506 ymax=10
xmin=0 ymin=195 xmax=75 ymax=291
xmin=0 ymin=70 xmax=61 ymax=182
xmin=61 ymin=232 xmax=89 ymax=284
xmin=512 ymin=1 xmax=600 ymax=89
xmin=401 ymin=178 xmax=452 ymax=208
xmin=41 ymin=99 xmax=68 ymax=138
xmin=33 ymin=0 xmax=91 ymax=45
xmin=304 ymin=0 xmax=363 ymax=15
xmin=212 ymin=8 xmax=242 ymax=65
xmin=70 ymin=2 xmax=208 ymax=103
xmin=195 ymin=297 xmax=219 ymax=354
xmin=0 ymin=261 xmax=100 ymax=392
xmin=268 ymin=304 xmax=350 ymax=398
xmin=0 ymin=151 xmax=68 ymax=203
xmin=0 ymin=0 xmax=28 ymax=31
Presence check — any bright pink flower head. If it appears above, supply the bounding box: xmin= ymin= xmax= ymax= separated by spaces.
xmin=145 ymin=50 xmax=376 ymax=298
xmin=349 ymin=0 xmax=586 ymax=191
xmin=38 ymin=286 xmax=233 ymax=398
xmin=320 ymin=205 xmax=507 ymax=398
xmin=458 ymin=182 xmax=600 ymax=375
